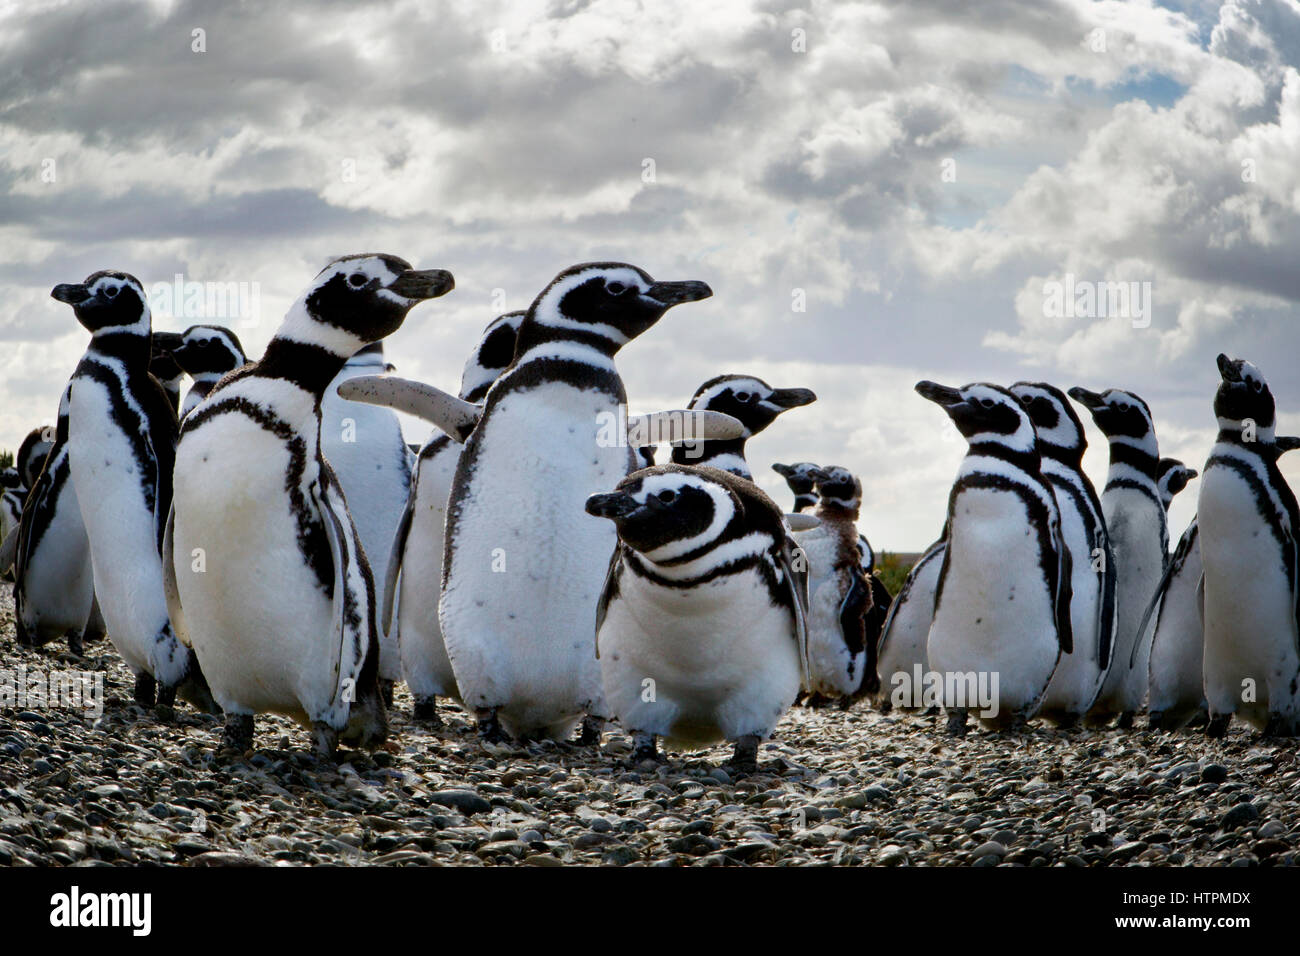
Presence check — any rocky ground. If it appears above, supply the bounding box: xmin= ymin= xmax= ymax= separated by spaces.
xmin=0 ymin=590 xmax=1296 ymax=867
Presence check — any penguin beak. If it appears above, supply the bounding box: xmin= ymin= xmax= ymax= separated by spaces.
xmin=1216 ymin=353 xmax=1242 ymax=384
xmin=1067 ymin=387 xmax=1106 ymax=411
xmin=914 ymin=381 xmax=965 ymax=409
xmin=387 ymin=269 xmax=455 ymax=301
xmin=766 ymin=387 xmax=817 ymax=409
xmin=585 ymin=492 xmax=640 ymax=521
xmin=51 ymin=283 xmax=91 ymax=306
xmin=644 ymin=280 xmax=713 ymax=307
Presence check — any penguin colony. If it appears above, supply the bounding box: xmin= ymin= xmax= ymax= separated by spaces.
xmin=3 ymin=254 xmax=1298 ymax=776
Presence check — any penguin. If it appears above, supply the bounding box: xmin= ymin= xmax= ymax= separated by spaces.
xmin=1198 ymin=355 xmax=1300 ymax=737
xmin=164 ymin=254 xmax=451 ymax=755
xmin=1146 ymin=437 xmax=1300 ymax=731
xmin=15 ymin=426 xmax=54 ymax=490
xmin=53 ymin=271 xmax=210 ymax=709
xmin=774 ymin=459 xmax=892 ymax=677
xmin=0 ymin=471 xmax=23 ymax=572
xmin=168 ymin=324 xmax=247 ymax=417
xmin=389 ymin=311 xmax=524 ymax=725
xmin=916 ymin=381 xmax=1071 ymax=733
xmin=149 ymin=331 xmax=185 ymax=414
xmin=1157 ymin=457 xmax=1198 ymax=513
xmin=794 ymin=466 xmax=876 ymax=699
xmin=1069 ymin=386 xmax=1166 ymax=729
xmin=1010 ymin=382 xmax=1117 ymax=726
xmin=669 ymin=375 xmax=815 ymax=478
xmin=1 ymin=389 xmax=97 ymax=654
xmin=350 ymin=264 xmax=716 ymax=744
xmin=321 ymin=340 xmax=411 ymax=702
xmin=585 ymin=464 xmax=809 ymax=772
xmin=874 ymin=537 xmax=944 ymax=712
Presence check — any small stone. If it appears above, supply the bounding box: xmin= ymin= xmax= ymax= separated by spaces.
xmin=971 ymin=841 xmax=1006 ymax=861
xmin=1221 ymin=803 xmax=1261 ymax=831
xmin=1200 ymin=764 xmax=1229 ymax=784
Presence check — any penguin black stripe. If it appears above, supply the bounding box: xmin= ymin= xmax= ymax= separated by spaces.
xmin=1106 ymin=441 xmax=1159 ymax=479
xmin=1204 ymin=452 xmax=1298 ymax=584
xmin=1103 ymin=475 xmax=1164 ymax=511
xmin=185 ymin=395 xmax=333 ymax=593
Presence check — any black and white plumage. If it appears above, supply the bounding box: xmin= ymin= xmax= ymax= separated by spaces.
xmin=165 ymin=324 xmax=247 ymax=418
xmin=149 ymin=332 xmax=186 ymax=414
xmin=54 ymin=271 xmax=209 ymax=708
xmin=772 ymin=461 xmax=822 ymax=513
xmin=793 ymin=466 xmax=876 ymax=699
xmin=15 ymin=425 xmax=54 ymax=490
xmin=437 ymin=263 xmax=714 ymax=743
xmin=391 ymin=311 xmax=524 ymax=724
xmin=1198 ymin=356 xmax=1300 ymax=736
xmin=917 ymin=381 xmax=1071 ymax=733
xmin=1011 ymin=382 xmax=1117 ymax=725
xmin=1069 ymin=386 xmax=1166 ymax=727
xmin=585 ymin=464 xmax=809 ymax=772
xmin=166 ymin=254 xmax=453 ymax=755
xmin=669 ymin=375 xmax=815 ymax=478
xmin=874 ymin=536 xmax=944 ymax=711
xmin=321 ymin=339 xmax=411 ymax=692
xmin=1156 ymin=457 xmax=1198 ymax=513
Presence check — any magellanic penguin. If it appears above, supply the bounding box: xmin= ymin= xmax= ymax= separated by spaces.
xmin=1070 ymin=386 xmax=1166 ymax=729
xmin=321 ymin=340 xmax=411 ymax=700
xmin=669 ymin=375 xmax=815 ymax=478
xmin=1199 ymin=356 xmax=1300 ymax=737
xmin=585 ymin=464 xmax=810 ymax=773
xmin=874 ymin=537 xmax=944 ymax=712
xmin=917 ymin=381 xmax=1072 ymax=734
xmin=167 ymin=324 xmax=247 ymax=418
xmin=1010 ymin=382 xmax=1117 ymax=726
xmin=793 ymin=466 xmax=876 ymax=700
xmin=0 ymin=471 xmax=23 ymax=578
xmin=772 ymin=462 xmax=822 ymax=513
xmin=1157 ymin=457 xmax=1197 ymax=514
xmin=53 ymin=272 xmax=211 ymax=711
xmin=166 ymin=254 xmax=452 ymax=756
xmin=149 ymin=331 xmax=185 ymax=415
xmin=16 ymin=425 xmax=55 ymax=490
xmin=390 ymin=311 xmax=524 ymax=726
xmin=339 ymin=263 xmax=723 ymax=744
xmin=1146 ymin=437 xmax=1300 ymax=731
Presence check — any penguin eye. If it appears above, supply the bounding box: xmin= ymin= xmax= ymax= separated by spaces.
xmin=103 ymin=285 xmax=118 ymax=299
xmin=735 ymin=392 xmax=755 ymax=403
xmin=979 ymin=398 xmax=995 ymax=409
xmin=348 ymin=273 xmax=368 ymax=288
xmin=1251 ymin=380 xmax=1263 ymax=393
xmin=656 ymin=489 xmax=677 ymax=504
xmin=606 ymin=281 xmax=631 ymax=295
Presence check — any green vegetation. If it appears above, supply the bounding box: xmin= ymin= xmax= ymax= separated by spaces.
xmin=0 ymin=450 xmax=12 ymax=470
xmin=875 ymin=552 xmax=914 ymax=596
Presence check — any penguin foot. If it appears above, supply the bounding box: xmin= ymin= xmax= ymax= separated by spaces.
xmin=221 ymin=713 xmax=255 ymax=753
xmin=836 ymin=696 xmax=853 ymax=712
xmin=1114 ymin=711 xmax=1135 ymax=730
xmin=133 ymin=673 xmax=157 ymax=708
xmin=1205 ymin=714 xmax=1231 ymax=739
xmin=576 ymin=715 xmax=605 ymax=746
xmin=945 ymin=708 xmax=969 ymax=736
xmin=311 ymin=721 xmax=339 ymax=759
xmin=1261 ymin=714 xmax=1298 ymax=737
xmin=65 ymin=630 xmax=84 ymax=658
xmin=476 ymin=709 xmax=509 ymax=745
xmin=380 ymin=679 xmax=395 ymax=708
xmin=631 ymin=732 xmax=660 ymax=765
xmin=412 ymin=697 xmax=443 ymax=728
xmin=724 ymin=734 xmax=761 ymax=776
xmin=155 ymin=683 xmax=176 ymax=722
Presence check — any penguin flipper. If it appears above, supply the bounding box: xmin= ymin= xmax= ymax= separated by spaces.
xmin=1051 ymin=518 xmax=1074 ymax=654
xmin=315 ymin=464 xmax=377 ymax=725
xmin=337 ymin=375 xmax=481 ymax=442
xmin=161 ymin=504 xmax=190 ymax=649
xmin=0 ymin=526 xmax=17 ymax=575
xmin=382 ymin=489 xmax=415 ymax=636
xmin=784 ymin=513 xmax=820 ymax=532
xmin=1131 ymin=521 xmax=1193 ymax=669
xmin=1096 ymin=535 xmax=1117 ymax=671
xmin=628 ymin=409 xmax=744 ymax=445
xmin=593 ymin=545 xmax=624 ymax=660
xmin=778 ymin=535 xmax=813 ymax=689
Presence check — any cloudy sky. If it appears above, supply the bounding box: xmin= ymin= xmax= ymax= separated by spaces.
xmin=2 ymin=0 xmax=1298 ymax=550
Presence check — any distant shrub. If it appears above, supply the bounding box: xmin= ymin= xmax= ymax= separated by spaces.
xmin=875 ymin=552 xmax=913 ymax=596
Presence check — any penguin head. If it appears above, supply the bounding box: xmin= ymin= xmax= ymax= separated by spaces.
xmin=460 ymin=311 xmax=524 ymax=402
xmin=16 ymin=426 xmax=54 ymax=489
xmin=0 ymin=468 xmax=22 ymax=491
xmin=1213 ymin=354 xmax=1276 ymax=432
xmin=149 ymin=331 xmax=185 ymax=386
xmin=812 ymin=465 xmax=861 ymax=508
xmin=688 ymin=375 xmax=816 ymax=437
xmin=1067 ymin=386 xmax=1155 ymax=444
xmin=1010 ymin=382 xmax=1087 ymax=462
xmin=51 ymin=271 xmax=149 ymax=334
xmin=528 ymin=263 xmax=712 ymax=350
xmin=303 ymin=254 xmax=454 ymax=345
xmin=772 ymin=461 xmax=823 ymax=496
xmin=1157 ymin=457 xmax=1197 ymax=505
xmin=915 ymin=381 xmax=1035 ymax=449
xmin=586 ymin=466 xmax=740 ymax=558
xmin=634 ymin=446 xmax=657 ymax=470
xmin=171 ymin=325 xmax=247 ymax=377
